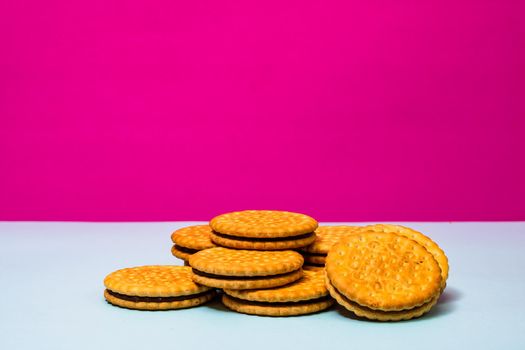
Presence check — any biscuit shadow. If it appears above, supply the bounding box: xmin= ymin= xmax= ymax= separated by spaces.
xmin=205 ymin=296 xmax=231 ymax=313
xmin=334 ymin=286 xmax=463 ymax=322
xmin=421 ymin=286 xmax=462 ymax=320
xmin=438 ymin=287 xmax=463 ymax=304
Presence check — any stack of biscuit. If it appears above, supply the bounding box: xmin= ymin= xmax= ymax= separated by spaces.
xmin=103 ymin=210 xmax=449 ymax=321
xmin=188 ymin=210 xmax=334 ymax=316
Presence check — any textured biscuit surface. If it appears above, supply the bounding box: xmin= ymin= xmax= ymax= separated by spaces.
xmin=104 ymin=289 xmax=216 ymax=310
xmin=301 ymin=226 xmax=363 ymax=254
xmin=171 ymin=225 xmax=217 ymax=250
xmin=224 ymin=270 xmax=328 ymax=302
xmin=104 ymin=265 xmax=212 ymax=297
xmin=189 ymin=247 xmax=304 ymax=276
xmin=363 ymin=224 xmax=449 ymax=286
xmin=210 ymin=210 xmax=318 ymax=238
xmin=325 ymin=276 xmax=438 ymax=321
xmin=326 ymin=232 xmax=442 ymax=311
xmin=222 ymin=294 xmax=333 ymax=316
xmin=171 ymin=245 xmax=191 ymax=261
xmin=192 ymin=269 xmax=303 ymax=290
xmin=210 ymin=231 xmax=316 ymax=250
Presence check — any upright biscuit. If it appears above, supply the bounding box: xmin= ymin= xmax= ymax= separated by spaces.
xmin=103 ymin=266 xmax=215 ymax=310
xmin=326 ymin=233 xmax=442 ymax=312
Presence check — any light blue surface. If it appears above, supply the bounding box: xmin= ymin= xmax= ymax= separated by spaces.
xmin=0 ymin=222 xmax=524 ymax=350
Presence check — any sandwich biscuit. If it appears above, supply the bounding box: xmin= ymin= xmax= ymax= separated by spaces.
xmin=104 ymin=266 xmax=215 ymax=310
xmin=189 ymin=247 xmax=304 ymax=290
xmin=210 ymin=210 xmax=318 ymax=250
xmin=325 ymin=233 xmax=442 ymax=321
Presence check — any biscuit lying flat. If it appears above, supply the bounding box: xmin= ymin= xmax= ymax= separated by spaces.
xmin=189 ymin=247 xmax=304 ymax=289
xmin=300 ymin=226 xmax=362 ymax=267
xmin=325 ymin=232 xmax=442 ymax=321
xmin=222 ymin=269 xmax=334 ymax=316
xmin=171 ymin=225 xmax=217 ymax=263
xmin=104 ymin=266 xmax=216 ymax=310
xmin=209 ymin=210 xmax=318 ymax=250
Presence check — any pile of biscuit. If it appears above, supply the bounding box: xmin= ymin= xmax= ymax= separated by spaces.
xmin=104 ymin=210 xmax=449 ymax=321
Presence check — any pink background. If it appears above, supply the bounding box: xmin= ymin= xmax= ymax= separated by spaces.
xmin=1 ymin=1 xmax=524 ymax=221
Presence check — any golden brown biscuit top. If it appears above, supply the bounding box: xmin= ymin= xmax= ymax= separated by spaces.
xmin=326 ymin=232 xmax=442 ymax=311
xmin=189 ymin=247 xmax=304 ymax=276
xmin=171 ymin=225 xmax=217 ymax=250
xmin=301 ymin=226 xmax=363 ymax=254
xmin=224 ymin=270 xmax=328 ymax=302
xmin=363 ymin=224 xmax=449 ymax=284
xmin=210 ymin=210 xmax=318 ymax=238
xmin=104 ymin=265 xmax=211 ymax=297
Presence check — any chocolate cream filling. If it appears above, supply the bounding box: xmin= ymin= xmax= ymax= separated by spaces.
xmin=300 ymin=251 xmax=327 ymax=257
xmin=303 ymin=262 xmax=325 ymax=267
xmin=173 ymin=245 xmax=199 ymax=254
xmin=106 ymin=289 xmax=215 ymax=303
xmin=212 ymin=231 xmax=314 ymax=242
xmin=225 ymin=294 xmax=332 ymax=307
xmin=192 ymin=268 xmax=300 ymax=280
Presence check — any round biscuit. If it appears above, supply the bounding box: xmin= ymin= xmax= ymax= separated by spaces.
xmin=224 ymin=270 xmax=328 ymax=302
xmin=170 ymin=225 xmax=217 ymax=250
xmin=210 ymin=210 xmax=318 ymax=238
xmin=104 ymin=265 xmax=211 ymax=297
xmin=325 ymin=232 xmax=442 ymax=311
xmin=210 ymin=231 xmax=316 ymax=250
xmin=222 ymin=294 xmax=333 ymax=316
xmin=189 ymin=247 xmax=304 ymax=277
